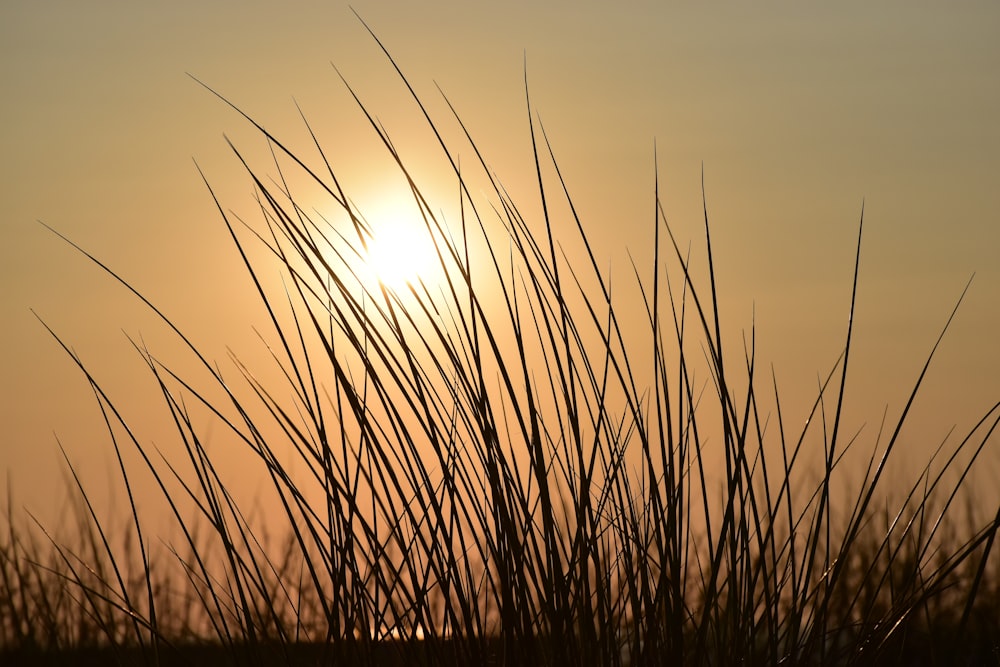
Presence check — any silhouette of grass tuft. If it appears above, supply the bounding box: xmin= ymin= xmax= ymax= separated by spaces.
xmin=4 ymin=26 xmax=999 ymax=666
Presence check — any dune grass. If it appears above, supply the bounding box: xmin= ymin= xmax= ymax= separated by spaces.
xmin=4 ymin=26 xmax=1000 ymax=666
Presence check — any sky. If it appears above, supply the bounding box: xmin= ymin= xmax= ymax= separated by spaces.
xmin=2 ymin=1 xmax=998 ymax=525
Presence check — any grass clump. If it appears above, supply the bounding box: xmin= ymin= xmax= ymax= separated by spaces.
xmin=4 ymin=27 xmax=1000 ymax=666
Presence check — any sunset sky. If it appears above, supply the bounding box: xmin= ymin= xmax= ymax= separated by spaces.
xmin=2 ymin=2 xmax=998 ymax=523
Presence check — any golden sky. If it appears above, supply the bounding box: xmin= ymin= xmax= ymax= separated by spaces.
xmin=2 ymin=2 xmax=998 ymax=523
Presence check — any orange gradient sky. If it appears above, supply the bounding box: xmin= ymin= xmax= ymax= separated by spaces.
xmin=2 ymin=2 xmax=998 ymax=523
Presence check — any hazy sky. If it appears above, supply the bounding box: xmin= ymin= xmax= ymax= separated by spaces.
xmin=2 ymin=1 xmax=998 ymax=523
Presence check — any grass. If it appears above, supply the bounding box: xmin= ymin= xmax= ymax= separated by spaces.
xmin=3 ymin=24 xmax=1000 ymax=666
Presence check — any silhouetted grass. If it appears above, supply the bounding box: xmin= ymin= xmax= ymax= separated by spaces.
xmin=4 ymin=23 xmax=999 ymax=666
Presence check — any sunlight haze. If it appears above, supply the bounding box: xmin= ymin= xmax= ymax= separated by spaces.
xmin=2 ymin=1 xmax=998 ymax=525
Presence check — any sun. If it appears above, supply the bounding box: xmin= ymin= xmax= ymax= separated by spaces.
xmin=359 ymin=199 xmax=439 ymax=292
